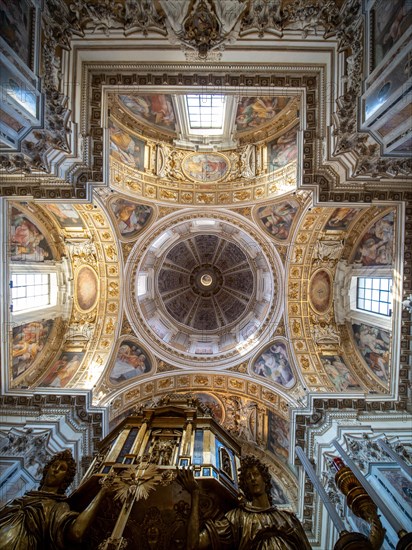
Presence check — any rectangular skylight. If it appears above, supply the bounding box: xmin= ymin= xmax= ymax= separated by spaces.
xmin=186 ymin=94 xmax=225 ymax=130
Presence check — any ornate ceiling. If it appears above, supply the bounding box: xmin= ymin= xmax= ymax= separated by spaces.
xmin=0 ymin=1 xmax=411 ymax=546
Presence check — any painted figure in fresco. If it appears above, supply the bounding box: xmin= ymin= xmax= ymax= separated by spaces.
xmin=149 ymin=95 xmax=175 ymax=126
xmin=109 ymin=343 xmax=148 ymax=383
xmin=354 ymin=213 xmax=394 ymax=266
xmin=119 ymin=95 xmax=175 ymax=128
xmin=0 ymin=450 xmax=107 ymax=549
xmin=269 ymin=127 xmax=298 ymax=170
xmin=322 ymin=356 xmax=359 ymax=392
xmin=259 ymin=201 xmax=298 ymax=241
xmin=253 ymin=343 xmax=295 ymax=388
xmin=178 ymin=455 xmax=311 ymax=550
xmin=12 ymin=321 xmax=51 ymax=378
xmin=267 ymin=412 xmax=290 ymax=460
xmin=40 ymin=355 xmax=69 ymax=387
xmin=10 ymin=213 xmax=50 ymax=262
xmin=110 ymin=124 xmax=143 ymax=169
xmin=112 ymin=200 xmax=152 ymax=236
xmin=352 ymin=324 xmax=390 ymax=382
xmin=48 ymin=355 xmax=82 ymax=388
xmin=45 ymin=204 xmax=83 ymax=228
xmin=325 ymin=208 xmax=357 ymax=230
xmin=236 ymin=97 xmax=289 ymax=130
xmin=382 ymin=1 xmax=411 ymax=48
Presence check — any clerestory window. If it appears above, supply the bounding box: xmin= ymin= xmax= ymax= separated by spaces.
xmin=10 ymin=272 xmax=57 ymax=313
xmin=186 ymin=94 xmax=225 ymax=132
xmin=356 ymin=277 xmax=392 ymax=317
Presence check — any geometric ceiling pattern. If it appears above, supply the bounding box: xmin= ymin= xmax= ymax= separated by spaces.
xmin=1 ymin=1 xmax=411 ymax=547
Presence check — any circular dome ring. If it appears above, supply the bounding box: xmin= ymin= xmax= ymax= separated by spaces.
xmin=125 ymin=213 xmax=284 ymax=368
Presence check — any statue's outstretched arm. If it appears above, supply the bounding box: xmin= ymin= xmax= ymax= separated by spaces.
xmin=66 ymin=486 xmax=108 ymax=544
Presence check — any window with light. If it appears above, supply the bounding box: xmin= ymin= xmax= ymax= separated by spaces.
xmin=357 ymin=277 xmax=393 ymax=317
xmin=10 ymin=273 xmax=56 ymax=312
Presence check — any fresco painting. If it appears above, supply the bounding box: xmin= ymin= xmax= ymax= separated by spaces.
xmin=268 ymin=411 xmax=289 ymax=460
xmin=321 ymin=355 xmax=361 ymax=392
xmin=268 ymin=125 xmax=298 ymax=171
xmin=75 ymin=266 xmax=98 ymax=312
xmin=253 ymin=342 xmax=295 ymax=388
xmin=380 ymin=469 xmax=412 ymax=507
xmin=0 ymin=0 xmax=33 ymax=66
xmin=354 ymin=211 xmax=394 ymax=266
xmin=182 ymin=153 xmax=229 ymax=182
xmin=352 ymin=323 xmax=390 ymax=382
xmin=39 ymin=351 xmax=84 ymax=388
xmin=324 ymin=207 xmax=358 ymax=231
xmin=45 ymin=204 xmax=84 ymax=229
xmin=109 ymin=341 xmax=151 ymax=384
xmin=10 ymin=207 xmax=52 ymax=262
xmin=12 ymin=320 xmax=53 ymax=379
xmin=193 ymin=393 xmax=224 ymax=422
xmin=118 ymin=94 xmax=176 ymax=130
xmin=109 ymin=119 xmax=145 ymax=170
xmin=257 ymin=200 xmax=299 ymax=241
xmin=271 ymin=478 xmax=289 ymax=505
xmin=110 ymin=198 xmax=152 ymax=237
xmin=373 ymin=0 xmax=412 ymax=68
xmin=235 ymin=96 xmax=290 ymax=130
xmin=309 ymin=270 xmax=332 ymax=315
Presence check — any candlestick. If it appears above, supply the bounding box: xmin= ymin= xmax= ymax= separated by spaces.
xmin=333 ymin=439 xmax=406 ymax=535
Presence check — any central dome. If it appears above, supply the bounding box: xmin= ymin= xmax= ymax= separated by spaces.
xmin=127 ymin=215 xmax=283 ymax=367
xmin=158 ymin=235 xmax=254 ymax=331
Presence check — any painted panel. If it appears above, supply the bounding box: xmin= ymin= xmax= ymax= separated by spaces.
xmin=12 ymin=320 xmax=53 ymax=379
xmin=352 ymin=323 xmax=390 ymax=383
xmin=10 ymin=207 xmax=52 ymax=262
xmin=309 ymin=270 xmax=332 ymax=315
xmin=267 ymin=125 xmax=298 ymax=171
xmin=252 ymin=342 xmax=295 ymax=388
xmin=271 ymin=478 xmax=289 ymax=505
xmin=39 ymin=351 xmax=84 ymax=388
xmin=0 ymin=0 xmax=34 ymax=66
xmin=44 ymin=204 xmax=84 ymax=229
xmin=380 ymin=469 xmax=412 ymax=508
xmin=324 ymin=207 xmax=358 ymax=231
xmin=118 ymin=94 xmax=176 ymax=131
xmin=256 ymin=200 xmax=299 ymax=241
xmin=372 ymin=0 xmax=412 ymax=68
xmin=109 ymin=198 xmax=152 ymax=238
xmin=193 ymin=392 xmax=224 ymax=422
xmin=182 ymin=153 xmax=229 ymax=182
xmin=235 ymin=96 xmax=291 ymax=131
xmin=267 ymin=410 xmax=289 ymax=460
xmin=109 ymin=118 xmax=145 ymax=170
xmin=354 ymin=211 xmax=394 ymax=266
xmin=75 ymin=266 xmax=98 ymax=312
xmin=109 ymin=341 xmax=151 ymax=384
xmin=320 ymin=355 xmax=361 ymax=392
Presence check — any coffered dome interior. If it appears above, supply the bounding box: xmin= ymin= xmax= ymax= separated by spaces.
xmin=128 ymin=217 xmax=281 ymax=365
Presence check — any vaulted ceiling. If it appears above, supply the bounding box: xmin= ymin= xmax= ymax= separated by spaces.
xmin=0 ymin=1 xmax=411 ymax=544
